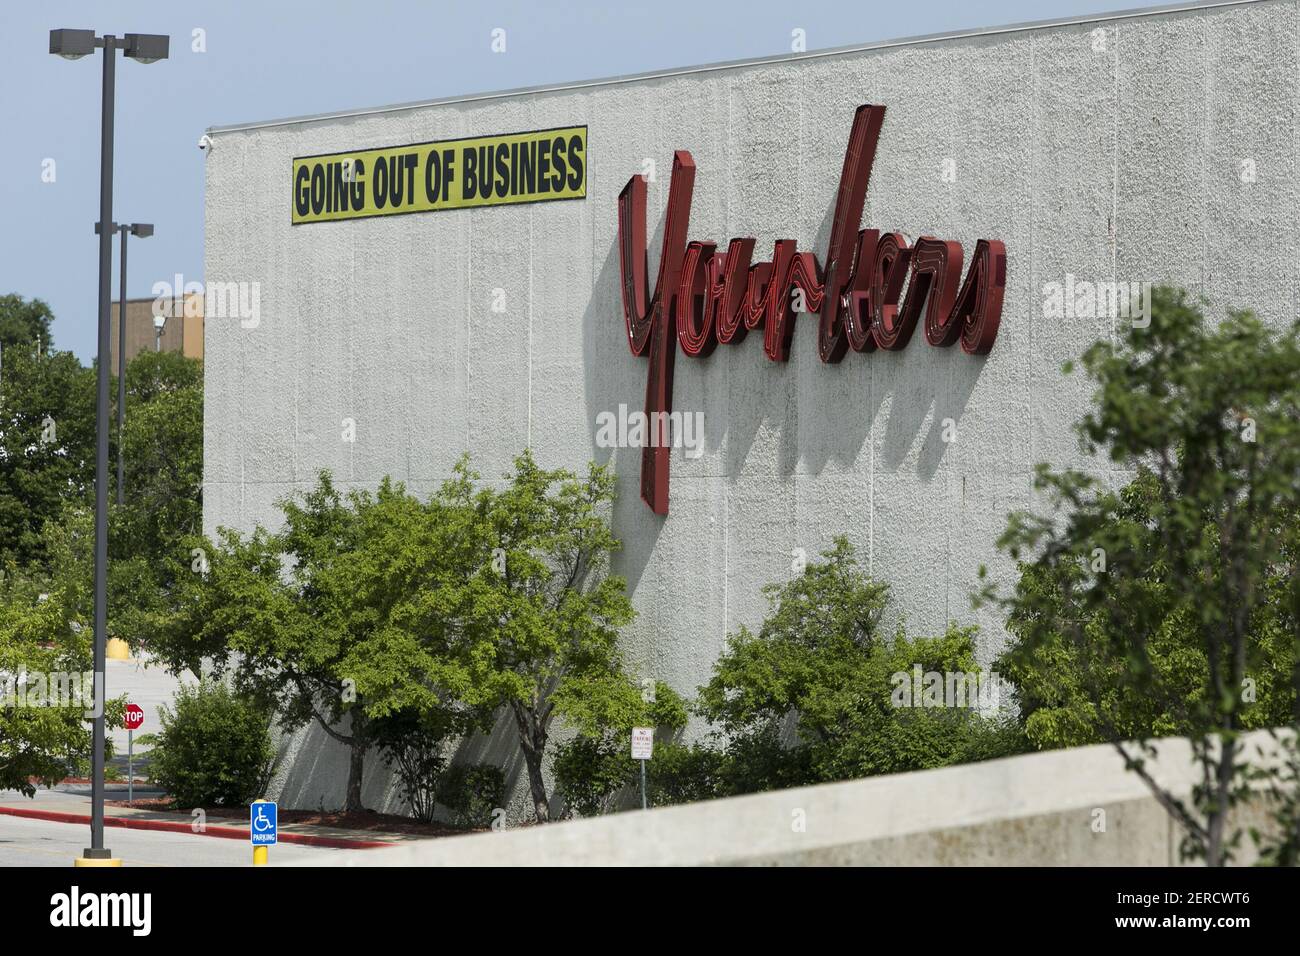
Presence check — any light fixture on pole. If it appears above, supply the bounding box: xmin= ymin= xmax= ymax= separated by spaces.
xmin=50 ymin=26 xmax=168 ymax=868
xmin=153 ymin=314 xmax=166 ymax=352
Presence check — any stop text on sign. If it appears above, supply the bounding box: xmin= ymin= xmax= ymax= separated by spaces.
xmin=617 ymin=104 xmax=1007 ymax=515
xmin=124 ymin=703 xmax=145 ymax=730
xmin=292 ymin=125 xmax=587 ymax=224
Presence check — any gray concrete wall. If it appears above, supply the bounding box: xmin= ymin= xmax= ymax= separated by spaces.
xmin=300 ymin=730 xmax=1292 ymax=866
xmin=204 ymin=0 xmax=1298 ymax=811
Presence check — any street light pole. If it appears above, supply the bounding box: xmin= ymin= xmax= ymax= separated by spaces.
xmin=89 ymin=31 xmax=115 ymax=862
xmin=115 ymin=222 xmax=153 ymax=507
xmin=116 ymin=225 xmax=126 ymax=507
xmin=50 ymin=26 xmax=168 ymax=867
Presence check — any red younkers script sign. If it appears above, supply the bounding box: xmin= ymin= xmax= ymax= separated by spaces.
xmin=617 ymin=104 xmax=1007 ymax=515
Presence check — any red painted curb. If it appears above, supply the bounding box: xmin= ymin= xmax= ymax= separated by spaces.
xmin=0 ymin=805 xmax=395 ymax=849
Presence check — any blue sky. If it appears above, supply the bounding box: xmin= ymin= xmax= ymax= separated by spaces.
xmin=2 ymin=0 xmax=1143 ymax=361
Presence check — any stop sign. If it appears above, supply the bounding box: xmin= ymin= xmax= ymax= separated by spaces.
xmin=124 ymin=703 xmax=145 ymax=731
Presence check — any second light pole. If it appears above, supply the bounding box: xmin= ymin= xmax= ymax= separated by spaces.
xmin=114 ymin=221 xmax=153 ymax=505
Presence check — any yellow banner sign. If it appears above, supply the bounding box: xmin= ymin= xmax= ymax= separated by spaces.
xmin=291 ymin=125 xmax=587 ymax=224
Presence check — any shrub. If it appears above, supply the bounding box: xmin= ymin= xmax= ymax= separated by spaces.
xmin=697 ymin=537 xmax=1028 ymax=791
xmin=646 ymin=742 xmax=724 ymax=807
xmin=555 ymin=737 xmax=725 ymax=815
xmin=435 ymin=764 xmax=505 ymax=828
xmin=148 ymin=681 xmax=275 ymax=808
xmin=374 ymin=709 xmax=454 ymax=823
xmin=554 ymin=735 xmax=635 ymax=817
xmin=553 ymin=683 xmax=690 ymax=816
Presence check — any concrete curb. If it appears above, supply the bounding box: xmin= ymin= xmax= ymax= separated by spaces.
xmin=0 ymin=805 xmax=395 ymax=850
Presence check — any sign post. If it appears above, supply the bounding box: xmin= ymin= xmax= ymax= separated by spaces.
xmin=123 ymin=703 xmax=144 ymax=806
xmin=250 ymin=799 xmax=277 ymax=866
xmin=630 ymin=727 xmax=654 ymax=810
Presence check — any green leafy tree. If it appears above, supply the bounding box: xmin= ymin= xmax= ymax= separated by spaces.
xmin=161 ymin=473 xmax=490 ymax=812
xmin=0 ymin=343 xmax=200 ymax=626
xmin=0 ymin=576 xmax=124 ymax=794
xmin=1251 ymin=731 xmax=1300 ymax=865
xmin=434 ymin=763 xmax=507 ymax=828
xmin=643 ymin=740 xmax=725 ymax=807
xmin=113 ymin=351 xmax=203 ymax=559
xmin=0 ymin=294 xmax=53 ymax=354
xmin=979 ymin=288 xmax=1300 ymax=866
xmin=108 ymin=352 xmax=204 ymax=654
xmin=698 ymin=537 xmax=1025 ymax=791
xmin=995 ymin=472 xmax=1295 ymax=751
xmin=373 ymin=707 xmax=486 ymax=823
xmin=0 ymin=344 xmax=96 ymax=570
xmin=447 ymin=450 xmax=638 ymax=823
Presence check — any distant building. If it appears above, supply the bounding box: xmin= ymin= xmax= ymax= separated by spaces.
xmin=109 ymin=292 xmax=204 ymax=370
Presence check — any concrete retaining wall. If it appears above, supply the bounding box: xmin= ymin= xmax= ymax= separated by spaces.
xmin=302 ymin=730 xmax=1291 ymax=866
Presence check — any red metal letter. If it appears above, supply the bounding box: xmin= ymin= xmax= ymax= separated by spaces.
xmin=618 ymin=152 xmax=696 ymax=357
xmin=900 ymin=236 xmax=963 ymax=350
xmin=925 ymin=237 xmax=1006 ymax=354
xmin=869 ymin=232 xmax=913 ymax=350
xmin=714 ymin=238 xmax=755 ymax=345
xmin=843 ymin=229 xmax=880 ymax=353
xmin=818 ymin=105 xmax=887 ymax=363
xmin=956 ymin=239 xmax=1007 ymax=355
xmin=617 ymin=151 xmax=696 ymax=514
xmin=677 ymin=240 xmax=719 ymax=357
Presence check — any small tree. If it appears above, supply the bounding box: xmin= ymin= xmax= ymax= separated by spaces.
xmin=108 ymin=352 xmax=204 ymax=655
xmin=435 ymin=764 xmax=507 ymax=828
xmin=697 ymin=536 xmax=890 ymax=790
xmin=0 ymin=577 xmax=123 ymax=794
xmin=698 ymin=537 xmax=1024 ymax=791
xmin=994 ymin=473 xmax=1295 ymax=751
xmin=449 ymin=450 xmax=637 ymax=822
xmin=373 ymin=706 xmax=487 ymax=824
xmin=0 ymin=342 xmax=95 ymax=570
xmin=980 ymin=288 xmax=1300 ymax=866
xmin=0 ymin=293 xmax=53 ymax=353
xmin=163 ymin=474 xmax=480 ymax=812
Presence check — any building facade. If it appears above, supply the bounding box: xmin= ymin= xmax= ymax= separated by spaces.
xmin=110 ymin=293 xmax=204 ymax=371
xmin=204 ymin=0 xmax=1297 ymax=810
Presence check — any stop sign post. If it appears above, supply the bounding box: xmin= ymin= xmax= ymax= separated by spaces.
xmin=124 ymin=704 xmax=144 ymax=805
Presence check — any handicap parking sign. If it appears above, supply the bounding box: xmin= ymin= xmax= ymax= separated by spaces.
xmin=250 ymin=801 xmax=278 ymax=846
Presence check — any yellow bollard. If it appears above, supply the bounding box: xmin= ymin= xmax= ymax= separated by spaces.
xmin=106 ymin=638 xmax=130 ymax=661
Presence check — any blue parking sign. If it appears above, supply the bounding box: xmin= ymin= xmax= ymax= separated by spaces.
xmin=250 ymin=801 xmax=278 ymax=846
